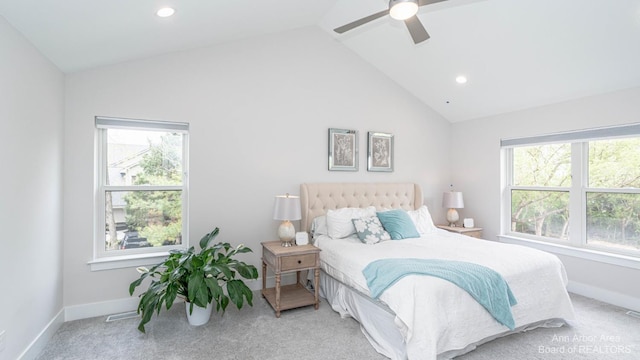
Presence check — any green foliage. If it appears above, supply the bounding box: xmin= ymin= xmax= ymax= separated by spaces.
xmin=129 ymin=227 xmax=259 ymax=333
xmin=511 ymin=139 xmax=640 ymax=250
xmin=511 ymin=190 xmax=569 ymax=238
xmin=586 ymin=139 xmax=640 ymax=249
xmin=137 ymin=133 xmax=183 ymax=185
xmin=124 ymin=134 xmax=183 ymax=245
xmin=139 ymin=221 xmax=182 ymax=247
xmin=511 ymin=144 xmax=572 ymax=239
xmin=589 ymin=138 xmax=640 ymax=188
xmin=513 ymin=144 xmax=571 ymax=187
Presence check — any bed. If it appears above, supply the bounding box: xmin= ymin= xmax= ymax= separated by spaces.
xmin=300 ymin=182 xmax=575 ymax=360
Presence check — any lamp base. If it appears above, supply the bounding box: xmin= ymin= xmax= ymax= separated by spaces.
xmin=446 ymin=208 xmax=460 ymax=227
xmin=280 ymin=239 xmax=294 ymax=247
xmin=278 ymin=220 xmax=295 ymax=247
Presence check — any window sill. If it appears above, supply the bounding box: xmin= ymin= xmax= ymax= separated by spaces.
xmin=88 ymin=252 xmax=170 ymax=271
xmin=498 ymin=235 xmax=640 ymax=270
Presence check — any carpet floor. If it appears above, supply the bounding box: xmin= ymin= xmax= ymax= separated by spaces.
xmin=35 ymin=293 xmax=639 ymax=360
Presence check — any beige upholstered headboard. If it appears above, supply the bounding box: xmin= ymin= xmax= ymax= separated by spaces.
xmin=300 ymin=183 xmax=423 ymax=233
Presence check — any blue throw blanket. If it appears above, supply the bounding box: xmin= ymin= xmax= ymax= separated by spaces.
xmin=362 ymin=258 xmax=518 ymax=330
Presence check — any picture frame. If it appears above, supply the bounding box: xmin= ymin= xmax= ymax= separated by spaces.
xmin=367 ymin=132 xmax=394 ymax=172
xmin=328 ymin=128 xmax=358 ymax=171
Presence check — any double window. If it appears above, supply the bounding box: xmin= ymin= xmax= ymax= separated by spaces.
xmin=502 ymin=123 xmax=640 ymax=258
xmin=94 ymin=117 xmax=189 ymax=263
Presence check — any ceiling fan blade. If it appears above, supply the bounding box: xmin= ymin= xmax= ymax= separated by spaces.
xmin=404 ymin=16 xmax=430 ymax=44
xmin=418 ymin=0 xmax=447 ymax=6
xmin=333 ymin=9 xmax=390 ymax=34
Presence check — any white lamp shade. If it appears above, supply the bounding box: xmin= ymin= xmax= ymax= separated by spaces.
xmin=273 ymin=195 xmax=301 ymax=221
xmin=442 ymin=191 xmax=464 ymax=209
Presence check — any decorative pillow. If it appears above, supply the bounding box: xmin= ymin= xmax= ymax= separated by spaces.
xmin=352 ymin=216 xmax=391 ymax=244
xmin=407 ymin=205 xmax=437 ymax=235
xmin=326 ymin=206 xmax=377 ymax=239
xmin=376 ymin=209 xmax=420 ymax=240
xmin=310 ymin=215 xmax=328 ymax=238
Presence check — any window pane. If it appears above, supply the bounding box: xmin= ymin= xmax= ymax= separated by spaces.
xmin=511 ymin=190 xmax=569 ymax=240
xmin=587 ymin=192 xmax=640 ymax=252
xmin=513 ymin=144 xmax=571 ymax=187
xmin=106 ymin=129 xmax=183 ymax=186
xmin=104 ymin=190 xmax=182 ymax=251
xmin=589 ymin=138 xmax=640 ymax=188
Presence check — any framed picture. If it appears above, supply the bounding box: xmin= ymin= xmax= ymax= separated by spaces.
xmin=367 ymin=132 xmax=394 ymax=172
xmin=328 ymin=128 xmax=358 ymax=171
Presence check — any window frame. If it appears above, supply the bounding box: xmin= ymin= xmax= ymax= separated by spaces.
xmin=501 ymin=124 xmax=640 ymax=262
xmin=91 ymin=116 xmax=189 ymax=271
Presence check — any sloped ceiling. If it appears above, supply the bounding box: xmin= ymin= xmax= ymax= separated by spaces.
xmin=1 ymin=0 xmax=639 ymax=122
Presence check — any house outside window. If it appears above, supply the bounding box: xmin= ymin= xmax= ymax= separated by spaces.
xmin=501 ymin=123 xmax=640 ymax=259
xmin=93 ymin=117 xmax=189 ymax=267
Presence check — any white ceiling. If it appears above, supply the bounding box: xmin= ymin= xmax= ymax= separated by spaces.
xmin=2 ymin=0 xmax=640 ymax=122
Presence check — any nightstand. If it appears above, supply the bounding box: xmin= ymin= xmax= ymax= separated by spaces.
xmin=437 ymin=225 xmax=483 ymax=239
xmin=261 ymin=241 xmax=321 ymax=318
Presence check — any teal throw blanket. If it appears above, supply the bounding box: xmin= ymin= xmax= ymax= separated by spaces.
xmin=362 ymin=258 xmax=518 ymax=330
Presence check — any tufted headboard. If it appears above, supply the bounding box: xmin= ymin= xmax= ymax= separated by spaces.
xmin=300 ymin=183 xmax=423 ymax=233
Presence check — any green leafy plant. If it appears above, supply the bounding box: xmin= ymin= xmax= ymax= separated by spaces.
xmin=129 ymin=227 xmax=259 ymax=333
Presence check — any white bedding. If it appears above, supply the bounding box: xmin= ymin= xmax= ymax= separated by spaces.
xmin=315 ymin=230 xmax=575 ymax=359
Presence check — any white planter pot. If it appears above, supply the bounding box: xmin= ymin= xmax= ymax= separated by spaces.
xmin=185 ymin=301 xmax=213 ymax=326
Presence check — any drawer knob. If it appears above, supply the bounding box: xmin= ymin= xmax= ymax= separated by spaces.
xmin=297 ymin=260 xmax=302 ymax=264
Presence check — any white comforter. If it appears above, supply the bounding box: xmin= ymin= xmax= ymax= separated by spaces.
xmin=315 ymin=230 xmax=575 ymax=359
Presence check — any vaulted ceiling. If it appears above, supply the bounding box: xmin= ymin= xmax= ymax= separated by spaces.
xmin=2 ymin=0 xmax=639 ymax=122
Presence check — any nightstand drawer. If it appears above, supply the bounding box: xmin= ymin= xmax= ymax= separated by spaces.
xmin=281 ymin=253 xmax=316 ymax=271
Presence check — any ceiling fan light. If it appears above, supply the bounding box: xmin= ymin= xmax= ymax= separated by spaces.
xmin=389 ymin=0 xmax=419 ymax=21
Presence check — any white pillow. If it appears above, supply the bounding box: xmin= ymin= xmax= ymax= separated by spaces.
xmin=326 ymin=206 xmax=377 ymax=239
xmin=310 ymin=215 xmax=328 ymax=238
xmin=407 ymin=205 xmax=437 ymax=235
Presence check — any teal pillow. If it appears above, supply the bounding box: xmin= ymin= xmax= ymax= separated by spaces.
xmin=376 ymin=209 xmax=420 ymax=240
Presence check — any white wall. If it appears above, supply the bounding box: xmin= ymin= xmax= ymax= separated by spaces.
xmin=451 ymin=86 xmax=640 ymax=306
xmin=0 ymin=16 xmax=65 ymax=360
xmin=63 ymin=27 xmax=451 ymax=308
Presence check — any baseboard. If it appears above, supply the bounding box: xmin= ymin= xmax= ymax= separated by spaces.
xmin=567 ymin=280 xmax=640 ymax=312
xmin=64 ymin=274 xmax=294 ymax=322
xmin=17 ymin=309 xmax=64 ymax=360
xmin=65 ymin=297 xmax=140 ymax=322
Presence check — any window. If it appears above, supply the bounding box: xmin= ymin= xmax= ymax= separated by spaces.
xmin=502 ymin=124 xmax=640 ymax=258
xmin=586 ymin=138 xmax=640 ymax=252
xmin=511 ymin=143 xmax=571 ymax=240
xmin=94 ymin=117 xmax=189 ymax=264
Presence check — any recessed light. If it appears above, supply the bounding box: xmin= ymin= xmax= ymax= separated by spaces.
xmin=456 ymin=75 xmax=468 ymax=84
xmin=156 ymin=7 xmax=175 ymax=18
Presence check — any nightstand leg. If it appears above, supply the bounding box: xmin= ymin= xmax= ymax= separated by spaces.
xmin=314 ymin=268 xmax=320 ymax=310
xmin=261 ymin=261 xmax=266 ymax=298
xmin=275 ymin=273 xmax=281 ymax=318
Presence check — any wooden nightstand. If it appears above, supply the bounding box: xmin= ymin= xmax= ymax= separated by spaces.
xmin=261 ymin=241 xmax=321 ymax=318
xmin=437 ymin=225 xmax=483 ymax=239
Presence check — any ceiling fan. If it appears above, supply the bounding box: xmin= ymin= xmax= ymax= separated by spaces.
xmin=333 ymin=0 xmax=447 ymax=44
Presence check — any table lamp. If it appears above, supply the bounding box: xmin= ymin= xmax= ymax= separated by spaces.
xmin=273 ymin=194 xmax=301 ymax=247
xmin=442 ymin=191 xmax=464 ymax=227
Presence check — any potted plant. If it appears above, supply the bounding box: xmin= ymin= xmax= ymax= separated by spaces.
xmin=129 ymin=227 xmax=259 ymax=333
